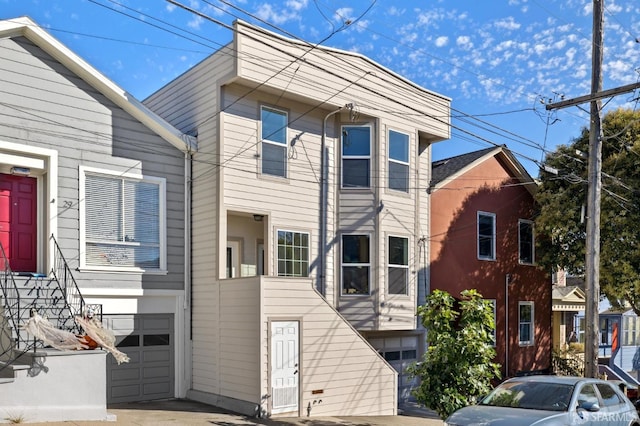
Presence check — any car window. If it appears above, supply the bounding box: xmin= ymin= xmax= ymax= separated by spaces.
xmin=577 ymin=384 xmax=599 ymax=409
xmin=596 ymin=383 xmax=623 ymax=407
xmin=480 ymin=381 xmax=573 ymax=411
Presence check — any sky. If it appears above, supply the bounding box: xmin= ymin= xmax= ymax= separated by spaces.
xmin=2 ymin=0 xmax=639 ymax=177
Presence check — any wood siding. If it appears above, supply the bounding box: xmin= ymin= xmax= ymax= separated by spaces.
xmin=0 ymin=36 xmax=185 ymax=291
xmin=261 ymin=277 xmax=397 ymax=416
xmin=430 ymin=153 xmax=552 ymax=377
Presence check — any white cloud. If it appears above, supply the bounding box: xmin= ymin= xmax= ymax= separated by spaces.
xmin=166 ymin=3 xmax=176 ymax=12
xmin=494 ymin=17 xmax=521 ymax=31
xmin=187 ymin=15 xmax=203 ymax=30
xmin=435 ymin=36 xmax=448 ymax=47
xmin=456 ymin=35 xmax=474 ymax=50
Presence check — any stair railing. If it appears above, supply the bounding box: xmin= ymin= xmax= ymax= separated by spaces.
xmin=50 ymin=235 xmax=86 ymax=325
xmin=0 ymin=242 xmax=21 ymax=344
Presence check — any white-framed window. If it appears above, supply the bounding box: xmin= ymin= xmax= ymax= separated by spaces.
xmin=261 ymin=106 xmax=288 ymax=177
xmin=388 ymin=235 xmax=408 ymax=295
xmin=518 ymin=219 xmax=534 ymax=264
xmin=342 ymin=125 xmax=371 ymax=188
xmin=388 ymin=129 xmax=409 ymax=192
xmin=341 ymin=234 xmax=370 ymax=295
xmin=478 ymin=211 xmax=496 ymax=260
xmin=488 ymin=299 xmax=496 ymax=346
xmin=277 ymin=230 xmax=309 ymax=277
xmin=80 ymin=167 xmax=166 ymax=272
xmin=519 ymin=301 xmax=534 ymax=346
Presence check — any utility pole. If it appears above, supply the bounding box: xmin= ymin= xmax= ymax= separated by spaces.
xmin=583 ymin=0 xmax=604 ymax=379
xmin=546 ymin=1 xmax=640 ymax=377
xmin=544 ymin=0 xmax=602 ymax=379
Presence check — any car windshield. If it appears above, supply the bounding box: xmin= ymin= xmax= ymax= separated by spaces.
xmin=480 ymin=381 xmax=574 ymax=412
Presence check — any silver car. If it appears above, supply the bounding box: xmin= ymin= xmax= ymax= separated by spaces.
xmin=445 ymin=375 xmax=640 ymax=426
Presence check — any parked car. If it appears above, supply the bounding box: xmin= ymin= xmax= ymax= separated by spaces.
xmin=445 ymin=375 xmax=640 ymax=426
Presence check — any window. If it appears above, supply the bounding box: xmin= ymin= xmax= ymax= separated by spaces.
xmin=388 ymin=236 xmax=408 ymax=295
xmin=478 ymin=212 xmax=496 ymax=260
xmin=261 ymin=106 xmax=288 ymax=177
xmin=342 ymin=234 xmax=370 ymax=295
xmin=82 ymin=169 xmax=165 ymax=271
xmin=488 ymin=299 xmax=497 ymax=346
xmin=596 ymin=383 xmax=623 ymax=407
xmin=342 ymin=125 xmax=371 ymax=188
xmin=388 ymin=130 xmax=409 ymax=192
xmin=519 ymin=220 xmax=534 ymax=264
xmin=577 ymin=384 xmax=599 ymax=409
xmin=277 ymin=230 xmax=309 ymax=277
xmin=519 ymin=302 xmax=534 ymax=346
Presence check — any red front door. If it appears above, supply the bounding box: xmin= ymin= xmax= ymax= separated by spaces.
xmin=0 ymin=174 xmax=37 ymax=272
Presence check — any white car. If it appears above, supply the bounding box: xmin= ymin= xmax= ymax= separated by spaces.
xmin=445 ymin=375 xmax=640 ymax=426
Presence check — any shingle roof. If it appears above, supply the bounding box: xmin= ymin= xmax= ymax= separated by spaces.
xmin=430 ymin=147 xmax=498 ymax=186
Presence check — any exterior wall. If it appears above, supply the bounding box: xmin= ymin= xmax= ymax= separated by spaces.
xmin=0 ymin=36 xmax=186 ymax=292
xmin=261 ymin=277 xmax=397 ymax=417
xmin=144 ymin=19 xmax=449 ymax=416
xmin=145 ymin=48 xmax=233 ymax=396
xmin=430 ymin=154 xmax=552 ymax=377
xmin=0 ymin=33 xmax=188 ymax=400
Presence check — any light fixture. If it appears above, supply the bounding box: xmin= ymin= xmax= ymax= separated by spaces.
xmin=253 ymin=214 xmax=264 ymax=222
xmin=11 ymin=167 xmax=30 ymax=176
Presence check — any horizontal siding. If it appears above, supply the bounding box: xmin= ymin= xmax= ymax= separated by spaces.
xmin=235 ymin=22 xmax=450 ymax=140
xmin=191 ymin=282 xmax=219 ymax=394
xmin=261 ymin=278 xmax=396 ymax=416
xmin=215 ymin=278 xmax=261 ymax=403
xmin=0 ymin=36 xmax=185 ymax=291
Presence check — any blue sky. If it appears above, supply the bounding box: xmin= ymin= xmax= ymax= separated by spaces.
xmin=2 ymin=0 xmax=639 ymax=176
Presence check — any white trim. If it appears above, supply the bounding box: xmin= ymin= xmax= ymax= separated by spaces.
xmin=341 ymin=124 xmax=372 ymax=189
xmin=0 ymin=17 xmax=196 ymax=153
xmin=275 ymin=229 xmax=310 ymax=277
xmin=518 ymin=301 xmax=535 ymax=346
xmin=80 ymin=288 xmax=183 ymax=297
xmin=78 ymin=165 xmax=167 ymax=273
xmin=387 ymin=129 xmax=410 ymax=193
xmin=260 ymin=105 xmax=288 ymax=178
xmin=0 ymin=140 xmax=58 ymax=274
xmin=340 ymin=233 xmax=371 ymax=296
xmin=387 ymin=234 xmax=409 ymax=296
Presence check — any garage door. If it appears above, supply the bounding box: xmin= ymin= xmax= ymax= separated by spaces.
xmin=369 ymin=335 xmax=420 ymax=402
xmin=104 ymin=314 xmax=174 ymax=403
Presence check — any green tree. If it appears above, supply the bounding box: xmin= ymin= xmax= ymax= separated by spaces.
xmin=535 ymin=108 xmax=640 ymax=314
xmin=407 ymin=289 xmax=500 ymax=419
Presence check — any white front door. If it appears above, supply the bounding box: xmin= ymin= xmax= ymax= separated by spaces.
xmin=271 ymin=321 xmax=299 ymax=414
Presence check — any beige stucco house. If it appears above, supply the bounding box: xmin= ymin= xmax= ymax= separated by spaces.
xmin=145 ymin=20 xmax=450 ymax=417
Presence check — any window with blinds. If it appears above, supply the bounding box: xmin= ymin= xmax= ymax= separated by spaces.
xmin=84 ymin=173 xmax=164 ymax=270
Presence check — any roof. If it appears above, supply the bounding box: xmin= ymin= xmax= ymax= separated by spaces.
xmin=552 ymin=285 xmax=585 ymax=299
xmin=431 ymin=147 xmax=497 ymax=186
xmin=0 ymin=16 xmax=196 ymax=153
xmin=430 ymin=145 xmax=537 ymax=195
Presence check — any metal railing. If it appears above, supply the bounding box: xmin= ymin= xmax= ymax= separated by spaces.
xmin=0 ymin=242 xmax=21 ymax=345
xmin=50 ymin=235 xmax=85 ymax=334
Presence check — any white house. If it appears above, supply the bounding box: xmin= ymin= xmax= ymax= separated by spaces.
xmin=145 ymin=20 xmax=450 ymax=417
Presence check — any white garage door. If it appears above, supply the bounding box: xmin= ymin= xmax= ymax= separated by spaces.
xmin=104 ymin=314 xmax=174 ymax=404
xmin=370 ymin=335 xmax=420 ymax=402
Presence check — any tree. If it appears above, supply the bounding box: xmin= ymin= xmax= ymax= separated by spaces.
xmin=407 ymin=289 xmax=500 ymax=420
xmin=535 ymin=108 xmax=640 ymax=314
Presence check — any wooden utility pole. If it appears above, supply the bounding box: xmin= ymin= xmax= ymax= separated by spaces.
xmin=583 ymin=0 xmax=604 ymax=379
xmin=545 ymin=0 xmax=605 ymax=379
